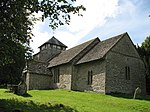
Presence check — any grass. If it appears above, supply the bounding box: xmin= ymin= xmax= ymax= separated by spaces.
xmin=0 ymin=89 xmax=150 ymax=112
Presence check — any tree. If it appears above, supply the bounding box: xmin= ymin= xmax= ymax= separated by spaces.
xmin=141 ymin=36 xmax=150 ymax=75
xmin=141 ymin=36 xmax=150 ymax=53
xmin=137 ymin=35 xmax=150 ymax=94
xmin=137 ymin=36 xmax=150 ymax=71
xmin=0 ymin=0 xmax=85 ymax=85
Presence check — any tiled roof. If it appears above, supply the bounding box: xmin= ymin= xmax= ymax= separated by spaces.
xmin=39 ymin=36 xmax=67 ymax=48
xmin=76 ymin=33 xmax=126 ymax=64
xmin=48 ymin=32 xmax=127 ymax=67
xmin=48 ymin=38 xmax=100 ymax=68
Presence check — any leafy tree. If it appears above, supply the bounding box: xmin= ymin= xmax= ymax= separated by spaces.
xmin=137 ymin=35 xmax=150 ymax=94
xmin=141 ymin=36 xmax=150 ymax=53
xmin=141 ymin=36 xmax=150 ymax=75
xmin=0 ymin=0 xmax=85 ymax=84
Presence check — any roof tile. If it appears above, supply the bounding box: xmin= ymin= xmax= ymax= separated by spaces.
xmin=39 ymin=36 xmax=67 ymax=48
xmin=76 ymin=33 xmax=126 ymax=64
xmin=48 ymin=38 xmax=99 ymax=67
xmin=48 ymin=32 xmax=126 ymax=67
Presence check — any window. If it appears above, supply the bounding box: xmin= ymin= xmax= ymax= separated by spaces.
xmin=125 ymin=66 xmax=130 ymax=80
xmin=61 ymin=47 xmax=66 ymax=50
xmin=45 ymin=44 xmax=47 ymax=48
xmin=88 ymin=70 xmax=93 ymax=85
xmin=57 ymin=46 xmax=61 ymax=49
xmin=53 ymin=45 xmax=57 ymax=48
xmin=54 ymin=68 xmax=60 ymax=83
xmin=48 ymin=44 xmax=50 ymax=47
xmin=41 ymin=46 xmax=44 ymax=50
xmin=41 ymin=45 xmax=46 ymax=50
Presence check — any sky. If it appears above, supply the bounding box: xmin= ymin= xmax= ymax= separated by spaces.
xmin=31 ymin=0 xmax=150 ymax=54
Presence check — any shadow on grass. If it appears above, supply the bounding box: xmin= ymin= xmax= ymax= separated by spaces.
xmin=0 ymin=99 xmax=78 ymax=112
xmin=108 ymin=93 xmax=150 ymax=101
xmin=21 ymin=93 xmax=32 ymax=97
xmin=4 ymin=90 xmax=32 ymax=98
xmin=108 ymin=93 xmax=133 ymax=99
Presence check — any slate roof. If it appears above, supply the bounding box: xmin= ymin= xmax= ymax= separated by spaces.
xmin=48 ymin=32 xmax=127 ymax=67
xmin=76 ymin=32 xmax=126 ymax=64
xmin=39 ymin=36 xmax=67 ymax=48
xmin=48 ymin=38 xmax=100 ymax=68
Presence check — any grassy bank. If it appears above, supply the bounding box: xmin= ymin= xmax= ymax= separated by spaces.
xmin=0 ymin=89 xmax=150 ymax=112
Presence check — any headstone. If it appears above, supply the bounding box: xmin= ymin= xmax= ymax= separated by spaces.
xmin=133 ymin=87 xmax=141 ymax=99
xmin=16 ymin=70 xmax=27 ymax=95
xmin=17 ymin=80 xmax=27 ymax=95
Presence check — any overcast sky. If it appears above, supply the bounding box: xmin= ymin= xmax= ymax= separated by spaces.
xmin=31 ymin=0 xmax=150 ymax=54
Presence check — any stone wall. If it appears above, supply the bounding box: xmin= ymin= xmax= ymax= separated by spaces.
xmin=73 ymin=60 xmax=106 ymax=93
xmin=34 ymin=47 xmax=62 ymax=62
xmin=28 ymin=61 xmax=50 ymax=75
xmin=26 ymin=72 xmax=52 ymax=90
xmin=51 ymin=64 xmax=72 ymax=90
xmin=105 ymin=35 xmax=146 ymax=94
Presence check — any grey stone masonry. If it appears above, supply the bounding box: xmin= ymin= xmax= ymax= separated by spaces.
xmin=26 ymin=33 xmax=146 ymax=95
xmin=26 ymin=36 xmax=67 ymax=90
xmin=50 ymin=64 xmax=72 ymax=90
xmin=26 ymin=72 xmax=52 ymax=90
xmin=72 ymin=60 xmax=106 ymax=93
xmin=105 ymin=34 xmax=146 ymax=94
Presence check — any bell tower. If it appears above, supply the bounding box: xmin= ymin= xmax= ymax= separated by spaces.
xmin=34 ymin=36 xmax=67 ymax=62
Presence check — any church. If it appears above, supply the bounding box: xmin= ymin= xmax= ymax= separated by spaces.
xmin=25 ymin=32 xmax=146 ymax=94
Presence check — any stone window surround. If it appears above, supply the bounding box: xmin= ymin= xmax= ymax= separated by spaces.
xmin=125 ymin=66 xmax=130 ymax=80
xmin=54 ymin=67 xmax=60 ymax=83
xmin=88 ymin=70 xmax=93 ymax=85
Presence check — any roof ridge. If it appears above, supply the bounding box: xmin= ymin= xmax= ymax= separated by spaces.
xmin=38 ymin=36 xmax=67 ymax=48
xmin=66 ymin=37 xmax=99 ymax=51
xmin=102 ymin=32 xmax=127 ymax=57
xmin=71 ymin=38 xmax=100 ymax=64
xmin=76 ymin=32 xmax=127 ymax=65
xmin=48 ymin=37 xmax=100 ymax=68
xmin=102 ymin=32 xmax=127 ymax=42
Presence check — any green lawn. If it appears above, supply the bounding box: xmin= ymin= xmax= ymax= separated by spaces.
xmin=0 ymin=89 xmax=150 ymax=112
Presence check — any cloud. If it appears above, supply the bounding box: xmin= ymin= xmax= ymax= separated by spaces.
xmin=68 ymin=0 xmax=119 ymax=33
xmin=58 ymin=0 xmax=120 ymax=44
xmin=31 ymin=0 xmax=120 ymax=54
xmin=96 ymin=0 xmax=149 ymax=44
xmin=54 ymin=31 xmax=78 ymax=48
xmin=31 ymin=20 xmax=52 ymax=54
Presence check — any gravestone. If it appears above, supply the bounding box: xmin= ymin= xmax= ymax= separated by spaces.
xmin=133 ymin=87 xmax=141 ymax=99
xmin=17 ymin=80 xmax=27 ymax=95
xmin=16 ymin=70 xmax=27 ymax=95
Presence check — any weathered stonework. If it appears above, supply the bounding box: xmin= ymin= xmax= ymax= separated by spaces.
xmin=51 ymin=64 xmax=72 ymax=90
xmin=34 ymin=47 xmax=62 ymax=62
xmin=26 ymin=33 xmax=146 ymax=95
xmin=26 ymin=73 xmax=52 ymax=90
xmin=26 ymin=37 xmax=66 ymax=90
xmin=73 ymin=60 xmax=106 ymax=93
xmin=105 ymin=35 xmax=146 ymax=94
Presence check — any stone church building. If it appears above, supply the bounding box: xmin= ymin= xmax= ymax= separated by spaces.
xmin=25 ymin=32 xmax=146 ymax=94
